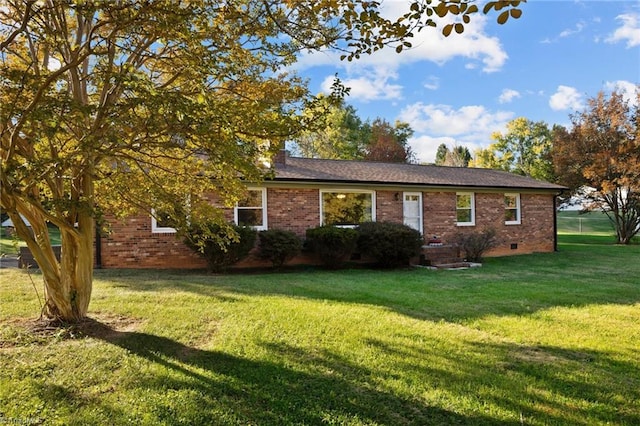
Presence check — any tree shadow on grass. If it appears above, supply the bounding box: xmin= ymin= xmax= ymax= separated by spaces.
xmin=64 ymin=318 xmax=520 ymax=425
xmin=359 ymin=337 xmax=640 ymax=426
xmin=30 ymin=318 xmax=640 ymax=425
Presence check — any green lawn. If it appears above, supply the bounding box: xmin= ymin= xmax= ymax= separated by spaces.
xmin=0 ymin=225 xmax=61 ymax=256
xmin=1 ymin=234 xmax=638 ymax=425
xmin=557 ymin=210 xmax=616 ymax=235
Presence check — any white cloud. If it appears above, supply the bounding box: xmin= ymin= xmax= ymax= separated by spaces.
xmin=296 ymin=8 xmax=509 ymax=102
xmin=423 ymin=76 xmax=440 ymax=91
xmin=398 ymin=102 xmax=514 ymax=162
xmin=498 ymin=89 xmax=521 ymax=104
xmin=409 ymin=135 xmax=457 ymax=163
xmin=604 ymin=80 xmax=639 ymax=106
xmin=559 ymin=21 xmax=586 ymax=38
xmin=549 ymin=86 xmax=584 ymax=111
xmin=606 ymin=13 xmax=640 ymax=48
xmin=47 ymin=57 xmax=61 ymax=71
xmin=320 ymin=68 xmax=403 ymax=102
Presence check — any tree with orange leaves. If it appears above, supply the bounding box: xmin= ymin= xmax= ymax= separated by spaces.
xmin=553 ymin=88 xmax=640 ymax=244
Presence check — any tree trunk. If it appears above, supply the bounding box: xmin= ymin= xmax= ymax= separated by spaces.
xmin=42 ymin=221 xmax=94 ymax=322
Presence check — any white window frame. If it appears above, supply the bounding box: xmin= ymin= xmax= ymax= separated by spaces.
xmin=504 ymin=193 xmax=521 ymax=225
xmin=403 ymin=192 xmax=423 ymax=234
xmin=151 ymin=209 xmax=177 ymax=234
xmin=319 ymin=189 xmax=376 ymax=227
xmin=234 ymin=187 xmax=268 ymax=231
xmin=456 ymin=192 xmax=475 ymax=226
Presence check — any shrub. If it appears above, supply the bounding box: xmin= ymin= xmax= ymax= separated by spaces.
xmin=305 ymin=226 xmax=358 ymax=269
xmin=357 ymin=221 xmax=423 ymax=268
xmin=258 ymin=229 xmax=302 ymax=269
xmin=184 ymin=222 xmax=256 ymax=273
xmin=454 ymin=228 xmax=497 ymax=263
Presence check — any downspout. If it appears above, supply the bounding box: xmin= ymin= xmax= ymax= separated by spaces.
xmin=553 ymin=191 xmax=564 ymax=252
xmin=95 ymin=220 xmax=102 ymax=269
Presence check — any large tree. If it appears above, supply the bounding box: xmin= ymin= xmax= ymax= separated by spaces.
xmin=292 ymin=97 xmax=370 ymax=160
xmin=553 ymin=89 xmax=640 ymax=244
xmin=364 ymin=118 xmax=415 ymax=163
xmin=473 ymin=117 xmax=555 ymax=181
xmin=1 ymin=0 xmax=524 ymax=322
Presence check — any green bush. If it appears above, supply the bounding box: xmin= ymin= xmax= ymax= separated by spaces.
xmin=357 ymin=221 xmax=423 ymax=268
xmin=184 ymin=222 xmax=256 ymax=273
xmin=305 ymin=225 xmax=358 ymax=269
xmin=258 ymin=229 xmax=302 ymax=269
xmin=454 ymin=228 xmax=497 ymax=263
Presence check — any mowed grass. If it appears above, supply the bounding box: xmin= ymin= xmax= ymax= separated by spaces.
xmin=557 ymin=210 xmax=616 ymax=235
xmin=1 ymin=234 xmax=639 ymax=425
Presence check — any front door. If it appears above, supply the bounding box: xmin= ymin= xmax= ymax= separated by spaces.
xmin=403 ymin=192 xmax=423 ymax=234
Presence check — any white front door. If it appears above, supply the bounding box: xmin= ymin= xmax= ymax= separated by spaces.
xmin=403 ymin=192 xmax=423 ymax=234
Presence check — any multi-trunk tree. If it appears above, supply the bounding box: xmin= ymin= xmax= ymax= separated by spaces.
xmin=553 ymin=89 xmax=640 ymax=244
xmin=1 ymin=0 xmax=525 ymax=322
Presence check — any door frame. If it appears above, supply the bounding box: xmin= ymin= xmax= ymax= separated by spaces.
xmin=403 ymin=191 xmax=423 ymax=235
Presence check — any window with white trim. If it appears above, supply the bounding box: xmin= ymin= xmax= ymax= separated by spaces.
xmin=235 ymin=188 xmax=267 ymax=230
xmin=456 ymin=192 xmax=475 ymax=226
xmin=504 ymin=193 xmax=521 ymax=225
xmin=151 ymin=209 xmax=177 ymax=234
xmin=320 ymin=190 xmax=375 ymax=226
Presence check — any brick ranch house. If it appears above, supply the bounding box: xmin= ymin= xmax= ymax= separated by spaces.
xmin=98 ymin=151 xmax=567 ymax=269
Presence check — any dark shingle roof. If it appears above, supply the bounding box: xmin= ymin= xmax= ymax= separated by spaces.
xmin=272 ymin=156 xmax=565 ymax=191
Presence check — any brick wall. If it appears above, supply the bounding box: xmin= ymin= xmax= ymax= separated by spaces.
xmin=422 ymin=192 xmax=556 ymax=256
xmin=267 ymin=188 xmax=320 ymax=236
xmin=100 ymin=187 xmax=557 ymax=268
xmin=376 ymin=191 xmax=403 ymax=222
xmin=100 ymin=215 xmax=207 ymax=269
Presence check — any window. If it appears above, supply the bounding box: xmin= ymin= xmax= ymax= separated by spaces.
xmin=456 ymin=192 xmax=475 ymax=226
xmin=504 ymin=193 xmax=521 ymax=225
xmin=151 ymin=209 xmax=177 ymax=234
xmin=321 ymin=190 xmax=375 ymax=226
xmin=235 ymin=188 xmax=267 ymax=230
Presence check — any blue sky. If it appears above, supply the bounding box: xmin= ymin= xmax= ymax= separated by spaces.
xmin=294 ymin=1 xmax=640 ymax=163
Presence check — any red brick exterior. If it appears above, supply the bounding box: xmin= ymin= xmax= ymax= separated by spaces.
xmin=99 ymin=186 xmax=557 ymax=269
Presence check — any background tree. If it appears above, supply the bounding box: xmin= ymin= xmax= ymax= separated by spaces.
xmin=0 ymin=0 xmax=524 ymax=322
xmin=364 ymin=118 xmax=415 ymax=163
xmin=293 ymin=97 xmax=369 ymax=160
xmin=553 ymin=89 xmax=640 ymax=244
xmin=435 ymin=144 xmax=471 ymax=167
xmin=435 ymin=143 xmax=449 ymax=165
xmin=473 ymin=117 xmax=555 ymax=181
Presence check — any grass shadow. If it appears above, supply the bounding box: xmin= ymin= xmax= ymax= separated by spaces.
xmin=74 ymin=318 xmax=515 ymax=425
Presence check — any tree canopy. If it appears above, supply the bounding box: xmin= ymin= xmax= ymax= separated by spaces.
xmin=293 ymin=101 xmax=415 ymax=163
xmin=553 ymin=88 xmax=640 ymax=244
xmin=1 ymin=0 xmax=525 ymax=322
xmin=472 ymin=117 xmax=555 ymax=181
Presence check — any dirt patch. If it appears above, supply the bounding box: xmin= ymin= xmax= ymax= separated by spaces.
xmin=1 ymin=312 xmax=144 ymax=348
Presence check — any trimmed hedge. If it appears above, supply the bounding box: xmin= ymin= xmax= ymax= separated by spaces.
xmin=258 ymin=229 xmax=302 ymax=269
xmin=357 ymin=221 xmax=423 ymax=268
xmin=305 ymin=225 xmax=358 ymax=269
